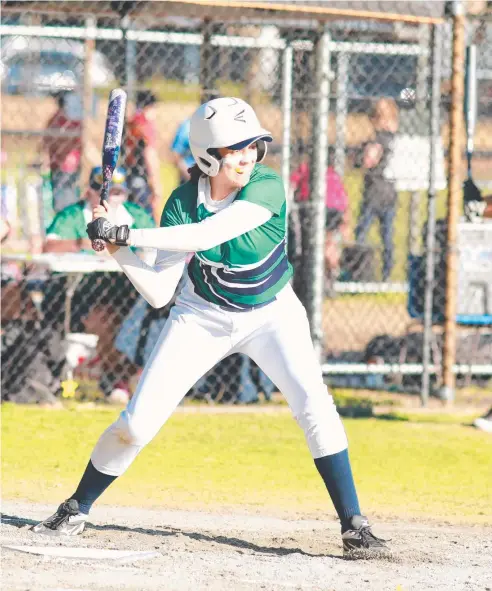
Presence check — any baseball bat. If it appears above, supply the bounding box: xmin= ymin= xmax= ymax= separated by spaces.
xmin=464 ymin=45 xmax=477 ymax=181
xmin=92 ymin=88 xmax=128 ymax=252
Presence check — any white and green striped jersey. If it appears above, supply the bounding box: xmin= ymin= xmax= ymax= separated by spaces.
xmin=160 ymin=164 xmax=293 ymax=310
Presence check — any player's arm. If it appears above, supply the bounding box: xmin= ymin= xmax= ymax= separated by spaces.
xmin=88 ymin=199 xmax=273 ymax=252
xmin=129 ymin=200 xmax=271 ymax=250
xmin=112 ymin=247 xmax=187 ymax=308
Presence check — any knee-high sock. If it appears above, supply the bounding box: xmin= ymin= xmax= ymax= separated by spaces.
xmin=71 ymin=460 xmax=117 ymax=515
xmin=314 ymin=448 xmax=361 ymax=532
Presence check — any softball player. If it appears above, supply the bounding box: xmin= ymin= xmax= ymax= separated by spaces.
xmin=32 ymin=97 xmax=388 ymax=555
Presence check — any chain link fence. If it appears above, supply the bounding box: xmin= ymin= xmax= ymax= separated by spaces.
xmin=1 ymin=0 xmax=491 ymax=405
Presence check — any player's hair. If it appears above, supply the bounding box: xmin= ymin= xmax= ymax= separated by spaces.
xmin=188 ymin=164 xmax=202 ymax=184
xmin=188 ymin=148 xmax=221 ymax=184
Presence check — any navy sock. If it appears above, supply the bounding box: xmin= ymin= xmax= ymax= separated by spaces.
xmin=314 ymin=449 xmax=361 ymax=532
xmin=71 ymin=460 xmax=117 ymax=515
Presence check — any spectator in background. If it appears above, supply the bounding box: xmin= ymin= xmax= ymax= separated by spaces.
xmin=355 ymin=98 xmax=399 ymax=282
xmin=290 ymin=147 xmax=351 ymax=294
xmin=43 ymin=165 xmax=155 ymax=404
xmin=464 ymin=179 xmax=492 ymax=434
xmin=170 ymin=117 xmax=194 ymax=185
xmin=44 ymin=166 xmax=153 ymax=253
xmin=124 ymin=90 xmax=163 ymax=221
xmin=42 ymin=91 xmax=82 ymax=212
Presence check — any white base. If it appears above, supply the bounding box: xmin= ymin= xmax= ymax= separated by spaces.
xmin=3 ymin=545 xmax=160 ymax=563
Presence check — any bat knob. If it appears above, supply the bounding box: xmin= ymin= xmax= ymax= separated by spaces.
xmin=92 ymin=239 xmax=106 ymax=252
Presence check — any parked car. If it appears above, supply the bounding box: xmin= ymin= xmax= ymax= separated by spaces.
xmin=0 ymin=36 xmax=115 ymax=95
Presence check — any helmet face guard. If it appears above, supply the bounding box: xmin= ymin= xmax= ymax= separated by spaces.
xmin=190 ymin=97 xmax=272 ymax=177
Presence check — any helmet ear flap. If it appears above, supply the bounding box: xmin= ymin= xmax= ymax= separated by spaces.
xmin=257 ymin=140 xmax=267 ymax=162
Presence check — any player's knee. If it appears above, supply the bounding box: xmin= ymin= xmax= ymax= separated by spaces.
xmin=112 ymin=411 xmax=151 ymax=447
xmin=292 ymin=386 xmax=336 ymax=421
xmin=294 ymin=391 xmax=347 ymax=456
xmin=294 ymin=393 xmax=336 ymax=431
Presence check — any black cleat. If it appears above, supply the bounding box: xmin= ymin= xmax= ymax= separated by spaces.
xmin=342 ymin=515 xmax=390 ymax=557
xmin=30 ymin=499 xmax=86 ymax=536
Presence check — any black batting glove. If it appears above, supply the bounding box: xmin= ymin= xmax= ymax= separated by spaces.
xmin=86 ymin=218 xmax=131 ymax=246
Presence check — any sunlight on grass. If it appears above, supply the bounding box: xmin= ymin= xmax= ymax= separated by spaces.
xmin=2 ymin=404 xmax=491 ymax=524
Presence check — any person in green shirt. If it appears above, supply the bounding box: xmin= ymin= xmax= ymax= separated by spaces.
xmin=41 ymin=166 xmax=155 ymax=402
xmin=44 ymin=166 xmax=154 ymax=253
xmin=33 ymin=98 xmax=389 ymax=556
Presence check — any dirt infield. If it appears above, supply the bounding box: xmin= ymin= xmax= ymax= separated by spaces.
xmin=1 ymin=501 xmax=490 ymax=591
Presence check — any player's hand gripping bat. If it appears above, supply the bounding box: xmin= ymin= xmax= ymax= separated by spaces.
xmin=91 ymin=88 xmax=127 ymax=251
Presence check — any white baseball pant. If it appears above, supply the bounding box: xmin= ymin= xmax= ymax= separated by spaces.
xmin=91 ymin=281 xmax=348 ymax=476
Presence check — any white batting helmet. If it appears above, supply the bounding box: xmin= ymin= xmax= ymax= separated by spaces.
xmin=189 ymin=97 xmax=273 ymax=176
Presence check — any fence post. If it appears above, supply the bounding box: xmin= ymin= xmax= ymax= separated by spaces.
xmin=281 ymin=42 xmax=293 ymax=193
xmin=81 ymin=15 xmax=96 ymax=197
xmin=200 ymin=19 xmax=216 ymax=102
xmin=442 ymin=0 xmax=466 ymax=403
xmin=122 ymin=14 xmax=137 ymax=105
xmin=421 ymin=23 xmax=443 ymax=406
xmin=307 ymin=24 xmax=331 ymax=360
xmin=334 ymin=50 xmax=348 ymax=178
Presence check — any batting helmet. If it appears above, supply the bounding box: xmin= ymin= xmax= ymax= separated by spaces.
xmin=189 ymin=97 xmax=272 ymax=177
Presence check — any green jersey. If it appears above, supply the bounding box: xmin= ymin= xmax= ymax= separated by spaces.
xmin=161 ymin=164 xmax=293 ymax=310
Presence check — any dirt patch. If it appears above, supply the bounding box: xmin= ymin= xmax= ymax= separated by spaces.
xmin=323 ymin=300 xmax=410 ymax=353
xmin=1 ymin=501 xmax=491 ymax=591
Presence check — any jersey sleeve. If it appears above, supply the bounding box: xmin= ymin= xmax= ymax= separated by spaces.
xmin=46 ymin=208 xmax=80 ymax=239
xmin=236 ymin=166 xmax=285 ymax=216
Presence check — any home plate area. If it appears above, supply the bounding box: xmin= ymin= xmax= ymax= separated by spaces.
xmin=1 ymin=502 xmax=491 ymax=591
xmin=3 ymin=545 xmax=160 ymax=563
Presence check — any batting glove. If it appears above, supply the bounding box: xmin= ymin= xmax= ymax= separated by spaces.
xmin=86 ymin=218 xmax=131 ymax=246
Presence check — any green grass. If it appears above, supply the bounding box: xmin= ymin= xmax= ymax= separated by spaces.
xmin=2 ymin=404 xmax=491 ymax=524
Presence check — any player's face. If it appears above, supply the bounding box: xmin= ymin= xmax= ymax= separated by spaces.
xmin=108 ymin=187 xmax=128 ymax=207
xmin=218 ymin=143 xmax=258 ymax=187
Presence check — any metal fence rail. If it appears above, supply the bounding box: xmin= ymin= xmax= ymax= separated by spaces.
xmin=1 ymin=0 xmax=491 ymax=405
